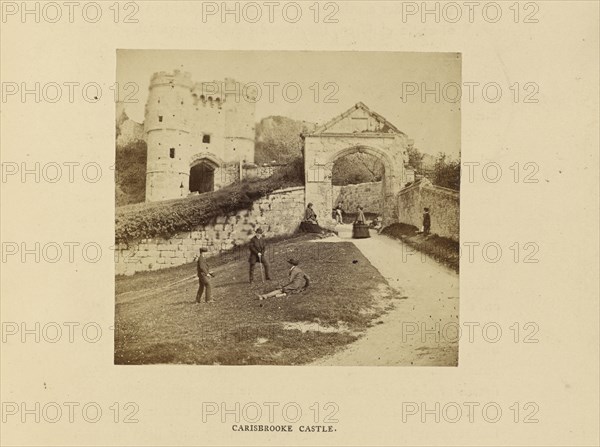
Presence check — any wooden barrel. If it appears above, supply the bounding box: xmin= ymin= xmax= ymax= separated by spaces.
xmin=352 ymin=223 xmax=371 ymax=239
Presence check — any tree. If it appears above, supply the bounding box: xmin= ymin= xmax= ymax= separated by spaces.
xmin=407 ymin=144 xmax=425 ymax=174
xmin=433 ymin=152 xmax=460 ymax=190
xmin=115 ymin=139 xmax=147 ymax=206
xmin=331 ymin=152 xmax=384 ymax=186
xmin=254 ymin=116 xmax=315 ymax=164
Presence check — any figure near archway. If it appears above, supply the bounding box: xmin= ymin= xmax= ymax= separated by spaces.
xmin=302 ymin=102 xmax=412 ymax=228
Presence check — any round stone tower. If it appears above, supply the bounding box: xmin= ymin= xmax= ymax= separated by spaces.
xmin=144 ymin=70 xmax=194 ymax=202
xmin=222 ymin=78 xmax=257 ymax=165
xmin=143 ymin=71 xmax=257 ymax=202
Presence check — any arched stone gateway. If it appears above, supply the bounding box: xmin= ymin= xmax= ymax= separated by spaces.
xmin=302 ymin=103 xmax=412 ymax=226
xmin=188 ymin=153 xmax=224 ymax=196
xmin=189 ymin=159 xmax=217 ymax=194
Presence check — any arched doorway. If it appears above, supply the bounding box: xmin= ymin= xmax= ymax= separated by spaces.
xmin=302 ymin=103 xmax=411 ymax=226
xmin=189 ymin=160 xmax=216 ymax=193
xmin=327 ymin=145 xmax=394 ymax=223
xmin=331 ymin=149 xmax=385 ymax=222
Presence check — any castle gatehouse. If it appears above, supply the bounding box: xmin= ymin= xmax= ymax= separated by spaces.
xmin=144 ymin=70 xmax=257 ymax=202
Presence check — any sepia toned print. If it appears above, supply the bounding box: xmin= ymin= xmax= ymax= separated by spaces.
xmin=2 ymin=1 xmax=599 ymax=446
xmin=114 ymin=50 xmax=460 ymax=366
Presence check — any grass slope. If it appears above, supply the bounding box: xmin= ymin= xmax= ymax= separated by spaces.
xmin=381 ymin=223 xmax=459 ymax=272
xmin=115 ymin=160 xmax=303 ymax=243
xmin=115 ymin=234 xmax=397 ymax=365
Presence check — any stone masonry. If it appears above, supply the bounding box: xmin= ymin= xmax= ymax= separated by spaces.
xmin=397 ymin=178 xmax=459 ymax=241
xmin=115 ymin=186 xmax=305 ymax=276
xmin=332 ymin=181 xmax=383 ymax=215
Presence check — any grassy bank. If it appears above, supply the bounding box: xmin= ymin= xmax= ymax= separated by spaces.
xmin=381 ymin=223 xmax=459 ymax=273
xmin=114 ymin=234 xmax=398 ymax=365
xmin=115 ymin=159 xmax=303 ymax=244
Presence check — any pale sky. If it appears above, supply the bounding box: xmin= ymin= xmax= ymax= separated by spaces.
xmin=117 ymin=50 xmax=461 ymax=158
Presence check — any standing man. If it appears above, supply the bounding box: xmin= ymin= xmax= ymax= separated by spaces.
xmin=423 ymin=207 xmax=431 ymax=236
xmin=249 ymin=228 xmax=271 ymax=283
xmin=196 ymin=248 xmax=215 ymax=303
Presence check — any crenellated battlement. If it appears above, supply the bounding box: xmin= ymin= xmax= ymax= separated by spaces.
xmin=149 ymin=70 xmax=194 ymax=90
xmin=190 ymin=78 xmax=258 ymax=103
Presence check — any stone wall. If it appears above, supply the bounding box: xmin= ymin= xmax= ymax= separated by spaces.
xmin=115 ymin=186 xmax=305 ymax=276
xmin=397 ymin=179 xmax=459 ymax=241
xmin=332 ymin=181 xmax=383 ymax=214
xmin=243 ymin=163 xmax=284 ymax=180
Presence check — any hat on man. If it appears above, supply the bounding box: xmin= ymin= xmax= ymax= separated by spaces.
xmin=199 ymin=248 xmax=209 ymax=253
xmin=255 ymin=228 xmax=263 ymax=234
xmin=287 ymin=258 xmax=299 ymax=266
xmin=424 ymin=207 xmax=430 ymax=212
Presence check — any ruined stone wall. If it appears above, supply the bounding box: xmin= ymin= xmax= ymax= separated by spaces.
xmin=115 ymin=186 xmax=305 ymax=276
xmin=397 ymin=179 xmax=459 ymax=241
xmin=332 ymin=181 xmax=383 ymax=214
xmin=116 ymin=118 xmax=144 ymax=147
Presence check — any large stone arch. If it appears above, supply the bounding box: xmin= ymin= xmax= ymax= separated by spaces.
xmin=327 ymin=144 xmax=397 ymax=183
xmin=328 ymin=144 xmax=394 ymax=216
xmin=303 ymin=103 xmax=411 ymax=226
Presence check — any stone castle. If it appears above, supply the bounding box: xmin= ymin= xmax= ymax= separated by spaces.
xmin=144 ymin=70 xmax=257 ymax=202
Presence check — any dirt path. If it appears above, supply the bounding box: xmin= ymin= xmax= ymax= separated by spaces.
xmin=311 ymin=225 xmax=459 ymax=366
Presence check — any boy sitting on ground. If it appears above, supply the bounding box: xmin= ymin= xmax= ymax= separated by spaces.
xmin=257 ymin=258 xmax=310 ymax=300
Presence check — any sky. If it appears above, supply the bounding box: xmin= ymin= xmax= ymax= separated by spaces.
xmin=117 ymin=50 xmax=461 ymax=158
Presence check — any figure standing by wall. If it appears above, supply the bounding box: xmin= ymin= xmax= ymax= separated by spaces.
xmin=356 ymin=206 xmax=366 ymax=224
xmin=335 ymin=205 xmax=343 ymax=224
xmin=423 ymin=207 xmax=431 ymax=235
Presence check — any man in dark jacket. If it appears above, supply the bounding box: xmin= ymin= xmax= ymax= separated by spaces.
xmin=196 ymin=248 xmax=215 ymax=303
xmin=423 ymin=207 xmax=431 ymax=235
xmin=248 ymin=228 xmax=271 ymax=283
xmin=258 ymin=258 xmax=310 ymax=300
